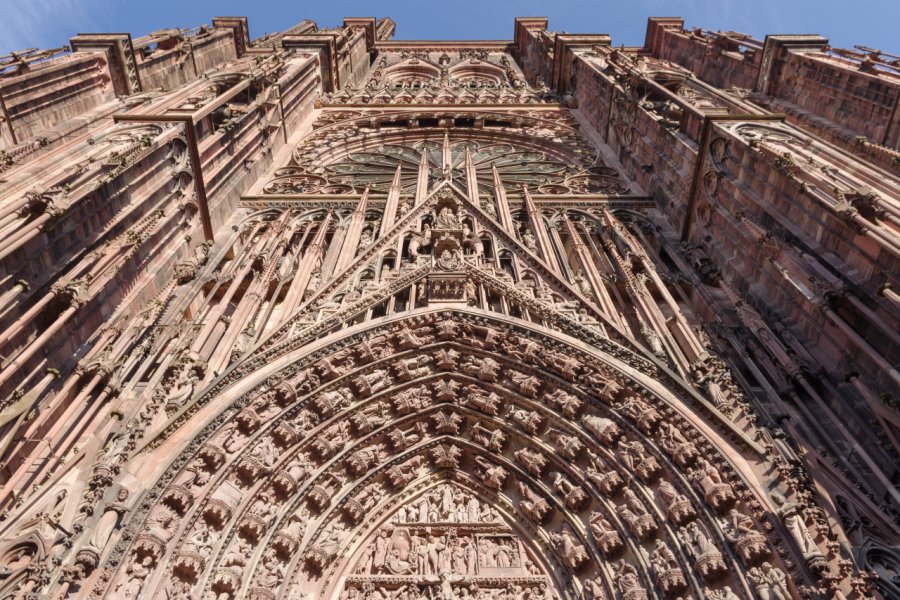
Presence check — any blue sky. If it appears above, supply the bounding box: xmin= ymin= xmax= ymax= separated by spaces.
xmin=1 ymin=0 xmax=897 ymax=56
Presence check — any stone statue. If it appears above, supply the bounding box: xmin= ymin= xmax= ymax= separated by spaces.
xmin=614 ymin=560 xmax=648 ymax=600
xmin=88 ymin=488 xmax=130 ymax=551
xmin=772 ymin=492 xmax=821 ymax=559
xmin=118 ymin=555 xmax=153 ymax=600
xmin=748 ymin=562 xmax=791 ymax=600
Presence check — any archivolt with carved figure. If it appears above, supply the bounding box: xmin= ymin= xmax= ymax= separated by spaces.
xmin=91 ymin=307 xmax=807 ymax=600
xmin=0 ymin=14 xmax=889 ymax=600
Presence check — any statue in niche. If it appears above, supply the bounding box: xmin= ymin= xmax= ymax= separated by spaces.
xmin=222 ymin=534 xmax=252 ymax=568
xmin=357 ymin=334 xmax=391 ymax=363
xmin=550 ymin=526 xmax=588 ymax=570
xmin=386 ymin=455 xmax=426 ymax=488
xmin=117 ymin=555 xmax=153 ymax=600
xmin=617 ymin=490 xmax=657 ymax=541
xmin=461 ymin=322 xmax=502 ymax=350
xmin=692 ymin=359 xmax=737 ymax=412
xmin=250 ymin=434 xmax=279 ymax=469
xmin=509 ymin=371 xmax=541 ymax=398
xmin=145 ymin=503 xmax=179 ymax=542
xmin=317 ymin=349 xmax=354 ymax=380
xmin=640 ymin=325 xmax=666 ymax=358
xmin=614 ymin=560 xmax=648 ymax=600
xmin=617 ymin=438 xmax=647 ymax=470
xmin=474 ymin=456 xmax=508 ymax=490
xmin=650 ymin=539 xmax=680 ymax=572
xmin=462 ymin=355 xmax=500 ymax=382
xmin=622 ymin=488 xmax=649 ymax=516
xmin=650 ymin=538 xmax=687 ymax=595
xmin=657 ymin=421 xmax=698 ymax=465
xmin=249 ymin=490 xmax=279 ymax=524
xmin=547 ymin=428 xmax=584 ymax=460
xmin=185 ymin=522 xmax=215 ymax=561
xmin=164 ymin=366 xmax=199 ymax=415
xmin=550 ymin=471 xmax=588 ymax=510
xmin=748 ymin=562 xmax=791 ymax=600
xmin=545 ymin=389 xmax=582 ymax=418
xmin=319 ymin=520 xmax=349 ymax=556
xmin=656 ymin=479 xmax=696 ymax=525
xmin=582 ymin=415 xmax=621 ymax=445
xmin=359 ymin=228 xmax=373 ymax=249
xmin=681 ymin=521 xmax=716 ymax=557
xmin=394 ymin=355 xmax=432 ymax=381
xmin=249 ymin=393 xmax=281 ymax=420
xmin=347 ymin=443 xmax=387 ymax=474
xmin=470 ymin=422 xmax=506 ymax=452
xmin=678 ymin=521 xmax=726 ymax=580
xmin=615 ymin=394 xmax=661 ymax=431
xmin=88 ymin=488 xmax=130 ymax=551
xmin=771 ymin=492 xmax=822 ymax=559
xmin=573 ymin=271 xmax=594 ymax=299
xmin=585 ymin=450 xmax=625 ymax=496
xmin=584 ymin=576 xmax=610 ymax=600
xmin=284 ymin=453 xmax=312 ymax=483
xmin=463 ymin=386 xmax=504 ymax=416
xmin=163 ymin=578 xmax=191 ymax=600
xmin=394 ymin=324 xmax=434 ymax=350
xmin=216 ymin=422 xmax=246 ymax=455
xmin=506 ymin=404 xmax=543 ymax=434
xmin=436 ymin=207 xmax=460 ymax=229
xmin=256 ymin=549 xmax=284 ymax=588
xmin=588 ymin=512 xmax=624 ymax=556
xmin=175 ymin=458 xmax=211 ymax=494
xmin=514 ymin=448 xmax=547 ymax=476
xmin=721 ymin=507 xmax=769 ymax=563
xmin=352 ymin=368 xmax=392 ymax=397
xmin=387 ymin=421 xmax=429 ymax=450
xmin=581 ymin=369 xmax=624 ymax=401
xmin=521 ymin=228 xmax=538 ymax=252
xmin=689 ymin=456 xmax=735 ymax=510
xmin=393 ymin=386 xmax=430 ymax=414
xmin=705 ymin=586 xmax=742 ymax=600
xmin=519 ymin=482 xmax=552 ymax=523
xmin=542 ymin=350 xmax=582 ymax=382
xmin=505 ymin=335 xmax=543 ymax=363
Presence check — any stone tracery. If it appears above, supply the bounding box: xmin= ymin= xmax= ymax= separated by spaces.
xmin=0 ymin=12 xmax=891 ymax=600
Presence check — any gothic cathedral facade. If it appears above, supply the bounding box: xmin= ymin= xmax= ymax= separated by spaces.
xmin=0 ymin=14 xmax=897 ymax=600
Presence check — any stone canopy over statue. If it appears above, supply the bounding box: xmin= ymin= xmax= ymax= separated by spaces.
xmin=0 ymin=9 xmax=894 ymax=600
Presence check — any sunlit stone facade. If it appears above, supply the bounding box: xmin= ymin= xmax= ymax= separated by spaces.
xmin=0 ymin=14 xmax=897 ymax=600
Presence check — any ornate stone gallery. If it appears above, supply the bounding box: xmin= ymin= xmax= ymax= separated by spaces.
xmin=0 ymin=13 xmax=896 ymax=600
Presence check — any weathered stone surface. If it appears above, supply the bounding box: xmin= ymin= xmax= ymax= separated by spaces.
xmin=0 ymin=12 xmax=894 ymax=600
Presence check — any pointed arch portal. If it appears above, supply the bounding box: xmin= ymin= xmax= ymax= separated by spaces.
xmin=1 ymin=20 xmax=885 ymax=600
xmin=101 ymin=306 xmax=780 ymax=600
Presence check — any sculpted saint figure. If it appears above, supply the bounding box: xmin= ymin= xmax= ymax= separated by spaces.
xmin=436 ymin=207 xmax=460 ymax=229
xmin=772 ymin=492 xmax=821 ymax=558
xmin=118 ymin=555 xmax=153 ymax=600
xmin=89 ymin=489 xmax=130 ymax=551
